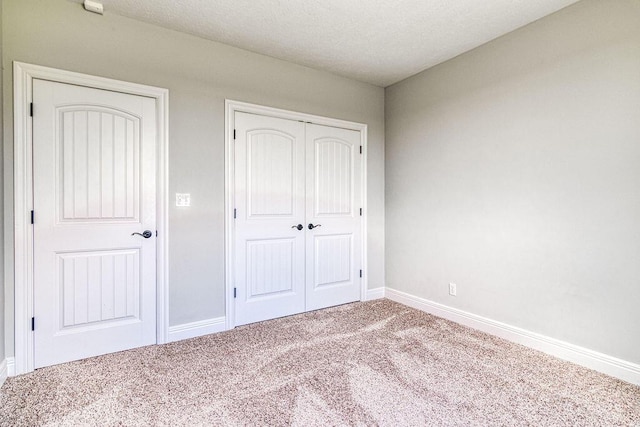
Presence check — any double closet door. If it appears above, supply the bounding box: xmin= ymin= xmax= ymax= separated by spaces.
xmin=234 ymin=112 xmax=362 ymax=326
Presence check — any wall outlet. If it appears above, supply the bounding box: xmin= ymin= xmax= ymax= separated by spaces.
xmin=176 ymin=193 xmax=191 ymax=207
xmin=449 ymin=283 xmax=457 ymax=296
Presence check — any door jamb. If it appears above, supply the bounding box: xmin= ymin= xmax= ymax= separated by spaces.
xmin=12 ymin=62 xmax=170 ymax=375
xmin=224 ymin=99 xmax=368 ymax=330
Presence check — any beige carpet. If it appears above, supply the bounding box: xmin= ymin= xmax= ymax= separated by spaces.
xmin=1 ymin=299 xmax=638 ymax=426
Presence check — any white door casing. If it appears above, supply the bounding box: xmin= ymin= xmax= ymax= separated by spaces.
xmin=230 ymin=105 xmax=366 ymax=326
xmin=305 ymin=124 xmax=362 ymax=310
xmin=13 ymin=62 xmax=169 ymax=375
xmin=33 ymin=79 xmax=157 ymax=368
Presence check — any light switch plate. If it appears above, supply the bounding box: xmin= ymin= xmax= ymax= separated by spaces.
xmin=176 ymin=193 xmax=191 ymax=207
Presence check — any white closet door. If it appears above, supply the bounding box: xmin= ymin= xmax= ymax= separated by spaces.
xmin=305 ymin=124 xmax=362 ymax=310
xmin=234 ymin=112 xmax=306 ymax=326
xmin=33 ymin=79 xmax=157 ymax=368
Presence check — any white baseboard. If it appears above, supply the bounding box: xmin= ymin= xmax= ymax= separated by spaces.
xmin=168 ymin=317 xmax=227 ymax=342
xmin=385 ymin=287 xmax=640 ymax=386
xmin=365 ymin=287 xmax=385 ymax=301
xmin=0 ymin=358 xmax=7 ymax=386
xmin=7 ymin=357 xmax=15 ymax=377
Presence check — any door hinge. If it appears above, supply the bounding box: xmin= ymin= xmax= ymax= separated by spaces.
xmin=31 ymin=317 xmax=35 ymax=331
xmin=156 ymin=230 xmax=158 ymax=237
xmin=360 ymin=208 xmax=362 ymax=216
xmin=234 ymin=208 xmax=237 ymax=219
xmin=359 ymin=269 xmax=363 ymax=278
xmin=359 ymin=146 xmax=362 ymax=154
xmin=233 ymin=129 xmax=236 ymax=140
xmin=233 ymin=287 xmax=237 ymax=298
xmin=30 ymin=103 xmax=34 ymax=117
xmin=31 ymin=210 xmax=34 ymax=224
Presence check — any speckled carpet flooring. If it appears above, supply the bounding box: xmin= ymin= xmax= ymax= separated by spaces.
xmin=1 ymin=299 xmax=639 ymax=426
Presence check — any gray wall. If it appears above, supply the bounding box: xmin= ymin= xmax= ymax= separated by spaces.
xmin=386 ymin=0 xmax=640 ymax=364
xmin=0 ymin=0 xmax=4 ymax=364
xmin=2 ymin=0 xmax=385 ymax=356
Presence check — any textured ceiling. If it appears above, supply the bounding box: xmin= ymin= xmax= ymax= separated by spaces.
xmin=72 ymin=0 xmax=579 ymax=87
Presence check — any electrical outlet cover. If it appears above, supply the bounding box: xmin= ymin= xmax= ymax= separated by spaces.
xmin=449 ymin=283 xmax=457 ymax=296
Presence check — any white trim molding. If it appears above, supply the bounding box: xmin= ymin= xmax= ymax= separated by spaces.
xmin=12 ymin=62 xmax=170 ymax=375
xmin=365 ymin=287 xmax=385 ymax=301
xmin=224 ymin=100 xmax=368 ymax=330
xmin=168 ymin=317 xmax=227 ymax=343
xmin=7 ymin=357 xmax=15 ymax=377
xmin=386 ymin=287 xmax=640 ymax=386
xmin=0 ymin=359 xmax=7 ymax=386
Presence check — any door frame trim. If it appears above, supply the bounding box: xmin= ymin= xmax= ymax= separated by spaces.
xmin=224 ymin=99 xmax=368 ymax=330
xmin=12 ymin=62 xmax=170 ymax=375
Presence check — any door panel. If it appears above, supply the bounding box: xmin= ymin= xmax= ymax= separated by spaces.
xmin=58 ymin=249 xmax=140 ymax=328
xmin=246 ymin=239 xmax=295 ymax=297
xmin=33 ymin=79 xmax=156 ymax=368
xmin=234 ymin=112 xmax=306 ymax=326
xmin=306 ymin=124 xmax=362 ymax=310
xmin=248 ymin=130 xmax=295 ymax=217
xmin=59 ymin=108 xmax=139 ymax=222
xmin=315 ymin=139 xmax=353 ymax=216
xmin=314 ymin=234 xmax=352 ymax=286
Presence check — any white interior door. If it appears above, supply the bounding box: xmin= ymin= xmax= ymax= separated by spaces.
xmin=234 ymin=112 xmax=306 ymax=326
xmin=305 ymin=124 xmax=362 ymax=310
xmin=234 ymin=111 xmax=363 ymax=325
xmin=33 ymin=79 xmax=157 ymax=368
